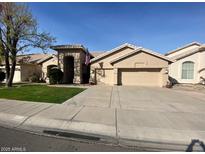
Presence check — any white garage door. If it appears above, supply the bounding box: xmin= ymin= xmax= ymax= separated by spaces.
xmin=0 ymin=66 xmax=21 ymax=83
xmin=119 ymin=68 xmax=161 ymax=87
xmin=13 ymin=70 xmax=21 ymax=83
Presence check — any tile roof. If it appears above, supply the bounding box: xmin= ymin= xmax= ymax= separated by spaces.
xmin=90 ymin=43 xmax=173 ymax=64
xmin=1 ymin=54 xmax=54 ymax=65
xmin=165 ymin=42 xmax=201 ymax=56
xmin=90 ymin=51 xmax=105 ymax=58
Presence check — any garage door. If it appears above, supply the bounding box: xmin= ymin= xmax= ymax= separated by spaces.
xmin=119 ymin=68 xmax=161 ymax=87
xmin=13 ymin=70 xmax=21 ymax=83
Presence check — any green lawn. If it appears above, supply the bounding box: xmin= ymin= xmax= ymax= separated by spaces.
xmin=0 ymin=85 xmax=85 ymax=104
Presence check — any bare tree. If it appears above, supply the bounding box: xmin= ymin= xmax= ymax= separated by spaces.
xmin=0 ymin=3 xmax=55 ymax=87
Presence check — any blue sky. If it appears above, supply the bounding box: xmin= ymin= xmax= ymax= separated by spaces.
xmin=28 ymin=2 xmax=205 ymax=54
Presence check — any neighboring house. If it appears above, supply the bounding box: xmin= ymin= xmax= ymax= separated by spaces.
xmin=90 ymin=43 xmax=173 ymax=87
xmin=41 ymin=55 xmax=58 ymax=82
xmin=0 ymin=54 xmax=57 ymax=83
xmin=165 ymin=42 xmax=205 ymax=84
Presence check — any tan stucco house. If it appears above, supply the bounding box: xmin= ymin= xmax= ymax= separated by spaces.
xmin=165 ymin=42 xmax=205 ymax=84
xmin=90 ymin=43 xmax=173 ymax=87
xmin=7 ymin=42 xmax=203 ymax=87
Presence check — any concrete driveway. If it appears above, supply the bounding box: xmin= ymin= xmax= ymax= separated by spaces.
xmin=1 ymin=85 xmax=205 ymax=151
xmin=64 ymin=85 xmax=205 ymax=113
xmin=63 ymin=85 xmax=205 ymax=150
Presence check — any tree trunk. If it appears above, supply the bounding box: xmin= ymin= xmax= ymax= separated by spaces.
xmin=6 ymin=59 xmax=16 ymax=87
xmin=0 ymin=28 xmax=10 ymax=81
xmin=4 ymin=51 xmax=10 ymax=81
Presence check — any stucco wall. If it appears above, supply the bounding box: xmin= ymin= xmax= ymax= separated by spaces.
xmin=168 ymin=52 xmax=202 ymax=84
xmin=58 ymin=49 xmax=85 ymax=83
xmin=90 ymin=47 xmax=135 ymax=85
xmin=199 ymin=51 xmax=205 ymax=82
xmin=20 ymin=64 xmax=42 ymax=82
xmin=113 ymin=52 xmax=168 ymax=68
xmin=95 ymin=69 xmax=114 ymax=85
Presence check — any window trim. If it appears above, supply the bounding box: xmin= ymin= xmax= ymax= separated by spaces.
xmin=181 ymin=61 xmax=194 ymax=80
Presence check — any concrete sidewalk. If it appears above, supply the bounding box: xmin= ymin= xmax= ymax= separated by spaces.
xmin=0 ymin=86 xmax=205 ymax=151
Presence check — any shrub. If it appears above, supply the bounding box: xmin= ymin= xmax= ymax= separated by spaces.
xmin=47 ymin=65 xmax=58 ymax=78
xmin=0 ymin=71 xmax=6 ymax=83
xmin=29 ymin=73 xmax=40 ymax=83
xmin=38 ymin=79 xmax=46 ymax=83
xmin=48 ymin=68 xmax=63 ymax=84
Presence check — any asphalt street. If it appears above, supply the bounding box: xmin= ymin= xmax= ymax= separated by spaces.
xmin=0 ymin=126 xmax=143 ymax=152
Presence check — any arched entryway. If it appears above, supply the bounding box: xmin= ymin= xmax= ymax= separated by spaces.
xmin=82 ymin=63 xmax=90 ymax=83
xmin=63 ymin=56 xmax=74 ymax=83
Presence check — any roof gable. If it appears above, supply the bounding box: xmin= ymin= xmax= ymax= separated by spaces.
xmin=110 ymin=48 xmax=173 ymax=64
xmin=170 ymin=45 xmax=205 ymax=60
xmin=90 ymin=43 xmax=138 ymax=63
xmin=165 ymin=42 xmax=201 ymax=56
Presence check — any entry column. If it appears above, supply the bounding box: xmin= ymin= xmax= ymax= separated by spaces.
xmin=113 ymin=68 xmax=118 ymax=85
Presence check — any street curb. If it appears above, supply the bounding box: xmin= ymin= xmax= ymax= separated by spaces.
xmin=0 ymin=104 xmax=203 ymax=152
xmin=0 ymin=116 xmax=204 ymax=151
xmin=0 ymin=97 xmax=204 ymax=151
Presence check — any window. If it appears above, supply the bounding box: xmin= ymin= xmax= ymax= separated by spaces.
xmin=182 ymin=61 xmax=194 ymax=79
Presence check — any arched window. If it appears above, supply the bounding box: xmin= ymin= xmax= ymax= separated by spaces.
xmin=182 ymin=61 xmax=194 ymax=79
